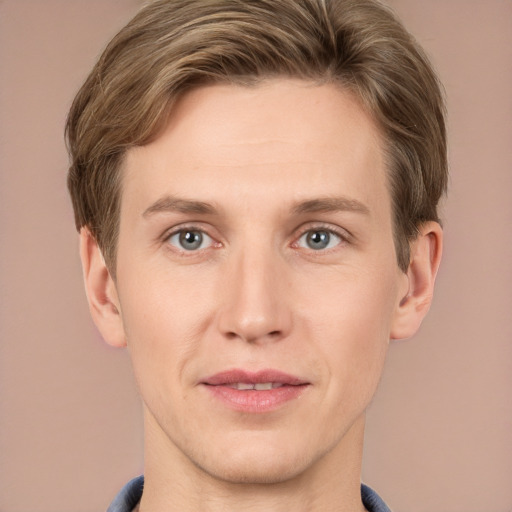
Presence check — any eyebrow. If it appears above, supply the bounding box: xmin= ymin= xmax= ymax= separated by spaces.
xmin=142 ymin=195 xmax=370 ymax=218
xmin=292 ymin=197 xmax=370 ymax=216
xmin=142 ymin=196 xmax=217 ymax=217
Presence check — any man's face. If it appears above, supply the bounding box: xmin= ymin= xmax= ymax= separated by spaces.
xmin=112 ymin=80 xmax=408 ymax=483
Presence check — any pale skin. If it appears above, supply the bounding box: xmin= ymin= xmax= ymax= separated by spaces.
xmin=80 ymin=79 xmax=442 ymax=512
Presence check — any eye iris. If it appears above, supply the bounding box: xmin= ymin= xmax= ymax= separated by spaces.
xmin=179 ymin=230 xmax=202 ymax=250
xmin=307 ymin=230 xmax=330 ymax=250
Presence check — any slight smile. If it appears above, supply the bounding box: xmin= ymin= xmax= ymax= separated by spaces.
xmin=201 ymin=369 xmax=310 ymax=413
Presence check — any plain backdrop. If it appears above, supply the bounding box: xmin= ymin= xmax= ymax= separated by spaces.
xmin=0 ymin=1 xmax=511 ymax=511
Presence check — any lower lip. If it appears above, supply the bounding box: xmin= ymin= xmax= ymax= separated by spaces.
xmin=203 ymin=384 xmax=308 ymax=413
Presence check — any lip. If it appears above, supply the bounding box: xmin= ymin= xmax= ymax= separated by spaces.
xmin=200 ymin=369 xmax=310 ymax=413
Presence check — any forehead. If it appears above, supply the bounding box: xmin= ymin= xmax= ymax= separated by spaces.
xmin=121 ymin=79 xmax=389 ymax=219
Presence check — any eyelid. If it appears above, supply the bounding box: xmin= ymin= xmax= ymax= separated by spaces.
xmin=291 ymin=223 xmax=352 ymax=250
xmin=293 ymin=222 xmax=351 ymax=240
xmin=162 ymin=223 xmax=221 ymax=252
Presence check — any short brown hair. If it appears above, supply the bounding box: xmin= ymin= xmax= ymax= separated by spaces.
xmin=66 ymin=0 xmax=447 ymax=274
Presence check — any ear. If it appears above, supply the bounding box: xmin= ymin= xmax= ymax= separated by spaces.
xmin=79 ymin=227 xmax=126 ymax=348
xmin=390 ymin=221 xmax=443 ymax=340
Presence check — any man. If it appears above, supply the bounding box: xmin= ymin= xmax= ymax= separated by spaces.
xmin=66 ymin=0 xmax=446 ymax=511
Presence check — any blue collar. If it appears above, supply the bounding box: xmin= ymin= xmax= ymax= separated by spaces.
xmin=107 ymin=476 xmax=392 ymax=512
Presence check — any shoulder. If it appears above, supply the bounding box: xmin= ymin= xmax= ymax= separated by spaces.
xmin=106 ymin=476 xmax=144 ymax=512
xmin=361 ymin=483 xmax=392 ymax=512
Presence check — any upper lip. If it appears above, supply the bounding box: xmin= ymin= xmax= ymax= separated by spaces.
xmin=201 ymin=369 xmax=308 ymax=386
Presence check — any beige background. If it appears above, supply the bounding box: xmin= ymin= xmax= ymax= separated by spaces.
xmin=0 ymin=1 xmax=511 ymax=511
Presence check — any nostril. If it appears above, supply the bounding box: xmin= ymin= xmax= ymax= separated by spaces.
xmin=223 ymin=329 xmax=282 ymax=343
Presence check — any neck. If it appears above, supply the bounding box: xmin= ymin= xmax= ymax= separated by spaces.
xmin=138 ymin=413 xmax=367 ymax=512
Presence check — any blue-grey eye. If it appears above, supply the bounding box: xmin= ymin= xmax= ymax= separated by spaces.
xmin=298 ymin=229 xmax=341 ymax=250
xmin=168 ymin=230 xmax=213 ymax=251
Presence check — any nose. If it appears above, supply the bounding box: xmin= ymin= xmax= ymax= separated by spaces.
xmin=216 ymin=247 xmax=292 ymax=344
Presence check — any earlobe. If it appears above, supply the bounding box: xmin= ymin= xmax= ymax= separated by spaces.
xmin=390 ymin=221 xmax=443 ymax=340
xmin=79 ymin=227 xmax=127 ymax=348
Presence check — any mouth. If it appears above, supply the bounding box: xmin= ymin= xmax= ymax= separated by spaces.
xmin=224 ymin=382 xmax=286 ymax=390
xmin=200 ymin=369 xmax=310 ymax=413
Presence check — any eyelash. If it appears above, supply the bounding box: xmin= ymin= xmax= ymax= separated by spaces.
xmin=162 ymin=223 xmax=350 ymax=255
xmin=163 ymin=224 xmax=220 ymax=255
xmin=292 ymin=223 xmax=350 ymax=252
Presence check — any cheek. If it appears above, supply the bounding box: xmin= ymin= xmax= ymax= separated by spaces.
xmin=302 ymin=266 xmax=398 ymax=389
xmin=116 ymin=264 xmax=218 ymax=391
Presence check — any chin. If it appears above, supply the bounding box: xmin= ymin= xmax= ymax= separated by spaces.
xmin=197 ymin=452 xmax=308 ymax=485
xmin=185 ymin=434 xmax=328 ymax=486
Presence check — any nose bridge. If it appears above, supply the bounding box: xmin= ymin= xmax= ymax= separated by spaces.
xmin=218 ymin=240 xmax=291 ymax=343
